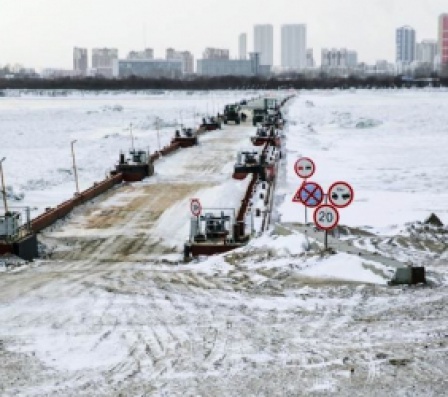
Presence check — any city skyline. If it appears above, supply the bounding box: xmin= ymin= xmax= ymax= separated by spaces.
xmin=0 ymin=0 xmax=447 ymax=70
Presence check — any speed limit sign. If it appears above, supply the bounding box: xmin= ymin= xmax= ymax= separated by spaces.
xmin=190 ymin=198 xmax=202 ymax=217
xmin=313 ymin=204 xmax=339 ymax=230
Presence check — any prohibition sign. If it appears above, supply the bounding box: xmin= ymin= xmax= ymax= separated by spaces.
xmin=328 ymin=181 xmax=354 ymax=208
xmin=298 ymin=181 xmax=324 ymax=208
xmin=313 ymin=204 xmax=339 ymax=230
xmin=190 ymin=198 xmax=202 ymax=217
xmin=294 ymin=157 xmax=316 ymax=179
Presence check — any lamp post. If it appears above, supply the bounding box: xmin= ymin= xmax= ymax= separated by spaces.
xmin=0 ymin=157 xmax=8 ymax=213
xmin=129 ymin=123 xmax=135 ymax=151
xmin=156 ymin=118 xmax=161 ymax=152
xmin=70 ymin=140 xmax=80 ymax=194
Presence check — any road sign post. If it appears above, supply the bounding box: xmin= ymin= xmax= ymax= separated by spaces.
xmin=313 ymin=204 xmax=339 ymax=251
xmin=190 ymin=198 xmax=202 ymax=217
xmin=298 ymin=181 xmax=324 ymax=224
xmin=190 ymin=198 xmax=202 ymax=239
xmin=328 ymin=181 xmax=354 ymax=208
xmin=294 ymin=157 xmax=316 ymax=179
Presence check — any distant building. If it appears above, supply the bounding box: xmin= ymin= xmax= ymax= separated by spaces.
xmin=73 ymin=47 xmax=88 ymax=76
xmin=127 ymin=48 xmax=154 ymax=60
xmin=415 ymin=40 xmax=438 ymax=72
xmin=254 ymin=24 xmax=273 ymax=66
xmin=113 ymin=59 xmax=182 ymax=79
xmin=92 ymin=48 xmax=118 ymax=77
xmin=166 ymin=48 xmax=194 ymax=74
xmin=374 ymin=60 xmax=395 ymax=74
xmin=41 ymin=69 xmax=78 ymax=78
xmin=439 ymin=14 xmax=448 ymax=71
xmin=281 ymin=24 xmax=306 ymax=71
xmin=416 ymin=40 xmax=437 ymax=63
xmin=203 ymin=48 xmax=229 ymax=60
xmin=306 ymin=49 xmax=315 ymax=68
xmin=239 ymin=33 xmax=247 ymax=60
xmin=396 ymin=26 xmax=416 ymax=65
xmin=197 ymin=52 xmax=270 ymax=77
xmin=321 ymin=48 xmax=358 ymax=69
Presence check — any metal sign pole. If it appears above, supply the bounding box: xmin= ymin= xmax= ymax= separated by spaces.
xmin=304 ymin=179 xmax=307 ymax=224
xmin=324 ymin=193 xmax=328 ymax=251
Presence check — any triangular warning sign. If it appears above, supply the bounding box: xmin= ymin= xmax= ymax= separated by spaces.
xmin=292 ymin=187 xmax=302 ymax=203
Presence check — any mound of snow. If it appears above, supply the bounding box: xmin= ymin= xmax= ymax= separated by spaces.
xmin=300 ymin=252 xmax=390 ymax=284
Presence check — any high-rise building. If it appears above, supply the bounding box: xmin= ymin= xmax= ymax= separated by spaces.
xmin=239 ymin=33 xmax=247 ymax=60
xmin=281 ymin=24 xmax=306 ymax=71
xmin=92 ymin=48 xmax=118 ymax=77
xmin=416 ymin=40 xmax=438 ymax=65
xmin=113 ymin=59 xmax=182 ymax=79
xmin=73 ymin=47 xmax=88 ymax=75
xmin=166 ymin=48 xmax=194 ymax=74
xmin=254 ymin=24 xmax=273 ymax=66
xmin=321 ymin=48 xmax=357 ymax=68
xmin=197 ymin=52 xmax=270 ymax=77
xmin=127 ymin=48 xmax=154 ymax=60
xmin=306 ymin=49 xmax=315 ymax=68
xmin=439 ymin=14 xmax=448 ymax=70
xmin=396 ymin=26 xmax=416 ymax=64
xmin=203 ymin=48 xmax=229 ymax=60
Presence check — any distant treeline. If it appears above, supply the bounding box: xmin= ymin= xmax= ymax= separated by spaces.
xmin=1 ymin=75 xmax=447 ymax=91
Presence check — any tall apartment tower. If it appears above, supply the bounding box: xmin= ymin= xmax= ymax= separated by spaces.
xmin=73 ymin=47 xmax=88 ymax=75
xmin=203 ymin=48 xmax=229 ymax=60
xmin=281 ymin=24 xmax=306 ymax=70
xmin=239 ymin=33 xmax=247 ymax=60
xmin=127 ymin=48 xmax=154 ymax=60
xmin=92 ymin=48 xmax=118 ymax=77
xmin=166 ymin=48 xmax=194 ymax=74
xmin=396 ymin=26 xmax=416 ymax=64
xmin=416 ymin=40 xmax=438 ymax=65
xmin=254 ymin=24 xmax=274 ymax=66
xmin=439 ymin=14 xmax=448 ymax=70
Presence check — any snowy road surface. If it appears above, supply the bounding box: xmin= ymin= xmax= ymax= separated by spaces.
xmin=38 ymin=123 xmax=255 ymax=262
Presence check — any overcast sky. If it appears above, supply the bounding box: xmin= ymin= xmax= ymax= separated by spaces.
xmin=0 ymin=0 xmax=446 ymax=69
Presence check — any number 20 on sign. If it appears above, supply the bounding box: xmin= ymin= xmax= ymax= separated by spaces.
xmin=313 ymin=204 xmax=339 ymax=230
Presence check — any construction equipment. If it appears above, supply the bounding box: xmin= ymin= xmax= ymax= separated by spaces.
xmin=252 ymin=108 xmax=266 ymax=126
xmin=233 ymin=150 xmax=266 ymax=180
xmin=223 ymin=104 xmax=241 ymax=124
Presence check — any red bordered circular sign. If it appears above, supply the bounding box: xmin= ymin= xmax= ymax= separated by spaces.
xmin=298 ymin=181 xmax=324 ymax=208
xmin=313 ymin=204 xmax=339 ymax=230
xmin=190 ymin=198 xmax=202 ymax=217
xmin=294 ymin=157 xmax=316 ymax=179
xmin=328 ymin=181 xmax=354 ymax=208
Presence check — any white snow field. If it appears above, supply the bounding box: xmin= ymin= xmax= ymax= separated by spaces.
xmin=1 ymin=89 xmax=448 ymax=396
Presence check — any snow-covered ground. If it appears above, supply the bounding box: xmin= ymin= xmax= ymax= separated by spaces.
xmin=1 ymin=89 xmax=448 ymax=396
xmin=278 ymin=89 xmax=448 ymax=234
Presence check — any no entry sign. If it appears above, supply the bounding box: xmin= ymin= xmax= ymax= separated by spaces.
xmin=298 ymin=181 xmax=324 ymax=208
xmin=190 ymin=198 xmax=202 ymax=217
xmin=314 ymin=204 xmax=339 ymax=230
xmin=294 ymin=157 xmax=315 ymax=179
xmin=328 ymin=181 xmax=354 ymax=208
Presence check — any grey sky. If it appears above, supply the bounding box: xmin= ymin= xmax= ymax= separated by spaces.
xmin=0 ymin=0 xmax=446 ymax=69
